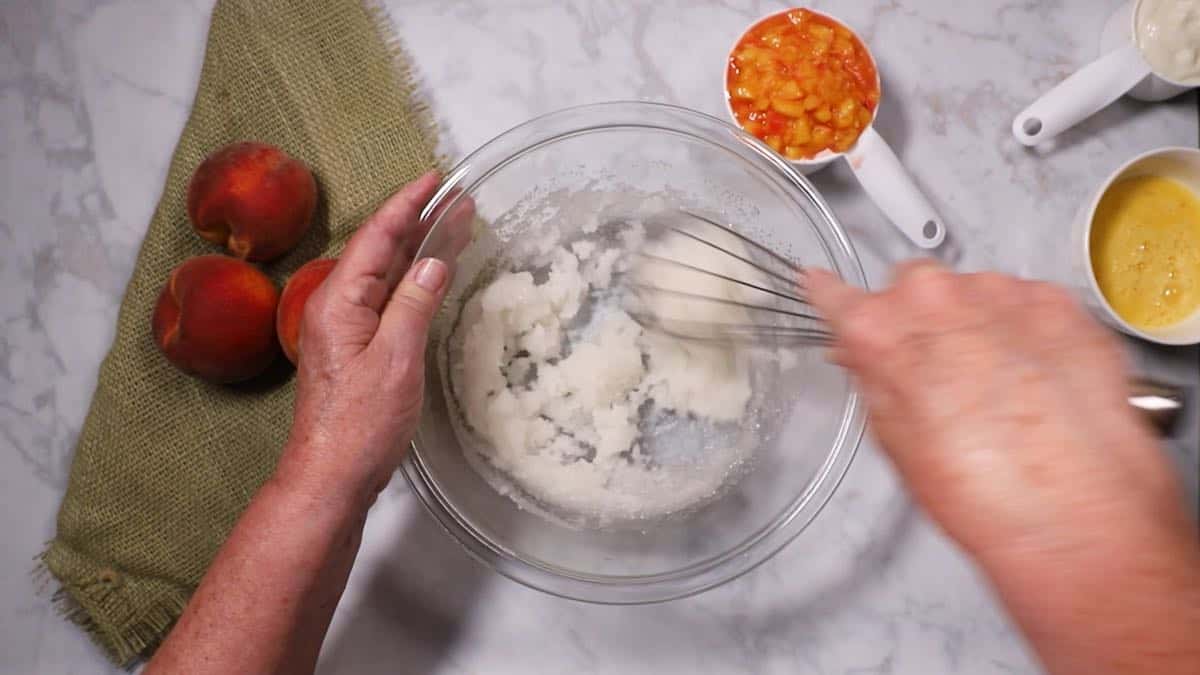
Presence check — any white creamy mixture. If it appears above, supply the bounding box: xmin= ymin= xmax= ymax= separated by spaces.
xmin=1137 ymin=0 xmax=1200 ymax=84
xmin=450 ymin=222 xmax=766 ymax=523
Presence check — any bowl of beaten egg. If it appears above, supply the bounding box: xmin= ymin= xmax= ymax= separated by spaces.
xmin=1082 ymin=147 xmax=1200 ymax=344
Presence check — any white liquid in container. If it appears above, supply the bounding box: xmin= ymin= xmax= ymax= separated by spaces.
xmin=1137 ymin=0 xmax=1200 ymax=84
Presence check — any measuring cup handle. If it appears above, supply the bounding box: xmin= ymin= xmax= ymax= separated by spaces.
xmin=844 ymin=126 xmax=946 ymax=249
xmin=1012 ymin=43 xmax=1150 ymax=146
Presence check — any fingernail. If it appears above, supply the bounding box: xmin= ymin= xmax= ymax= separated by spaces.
xmin=413 ymin=258 xmax=447 ymax=292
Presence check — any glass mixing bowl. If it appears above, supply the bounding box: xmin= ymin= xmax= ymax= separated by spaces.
xmin=401 ymin=101 xmax=866 ymax=603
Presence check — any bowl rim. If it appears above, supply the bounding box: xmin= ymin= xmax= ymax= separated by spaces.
xmin=401 ymin=100 xmax=868 ymax=604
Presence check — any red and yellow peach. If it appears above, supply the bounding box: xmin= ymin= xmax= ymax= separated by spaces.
xmin=276 ymin=258 xmax=337 ymax=365
xmin=152 ymin=255 xmax=280 ymax=383
xmin=187 ymin=142 xmax=317 ymax=262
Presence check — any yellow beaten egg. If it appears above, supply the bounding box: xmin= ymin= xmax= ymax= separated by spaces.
xmin=1090 ymin=175 xmax=1200 ymax=329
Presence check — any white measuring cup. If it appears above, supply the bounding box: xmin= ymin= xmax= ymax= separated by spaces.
xmin=725 ymin=8 xmax=946 ymax=249
xmin=1012 ymin=0 xmax=1196 ymax=147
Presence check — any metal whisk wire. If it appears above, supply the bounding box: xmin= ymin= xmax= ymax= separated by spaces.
xmin=623 ymin=208 xmax=834 ymax=347
xmin=620 ymin=211 xmax=1188 ymax=434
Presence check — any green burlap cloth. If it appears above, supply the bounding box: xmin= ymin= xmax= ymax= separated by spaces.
xmin=39 ymin=0 xmax=437 ymax=664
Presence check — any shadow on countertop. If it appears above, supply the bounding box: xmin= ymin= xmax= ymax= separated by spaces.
xmin=316 ymin=499 xmax=493 ymax=675
xmin=314 ymin=459 xmax=915 ymax=674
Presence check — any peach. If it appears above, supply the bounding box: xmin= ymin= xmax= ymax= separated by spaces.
xmin=276 ymin=258 xmax=337 ymax=365
xmin=187 ymin=142 xmax=317 ymax=262
xmin=152 ymin=255 xmax=280 ymax=383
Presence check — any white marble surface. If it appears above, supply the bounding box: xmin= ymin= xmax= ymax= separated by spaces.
xmin=1 ymin=1 xmax=1198 ymax=673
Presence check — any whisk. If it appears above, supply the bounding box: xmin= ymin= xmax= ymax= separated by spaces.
xmin=621 ymin=208 xmax=1186 ymax=432
xmin=622 ymin=208 xmax=833 ymax=348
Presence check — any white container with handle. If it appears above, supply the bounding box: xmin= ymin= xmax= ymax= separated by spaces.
xmin=1013 ymin=0 xmax=1198 ymax=147
xmin=726 ymin=8 xmax=946 ymax=250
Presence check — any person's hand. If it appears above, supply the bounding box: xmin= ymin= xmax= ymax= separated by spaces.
xmin=148 ymin=174 xmax=475 ymax=675
xmin=277 ymin=171 xmax=471 ymax=505
xmin=805 ymin=262 xmax=1191 ymax=560
xmin=806 ymin=261 xmax=1200 ymax=675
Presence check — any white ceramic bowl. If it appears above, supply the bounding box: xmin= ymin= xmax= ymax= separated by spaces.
xmin=1076 ymin=146 xmax=1200 ymax=345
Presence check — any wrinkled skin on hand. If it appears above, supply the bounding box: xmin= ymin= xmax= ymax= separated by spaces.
xmin=808 ymin=261 xmax=1200 ymax=675
xmin=807 ymin=261 xmax=1189 ymax=557
xmin=282 ymin=172 xmax=474 ymax=502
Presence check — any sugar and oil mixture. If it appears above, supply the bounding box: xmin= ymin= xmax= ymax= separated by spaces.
xmin=448 ymin=218 xmax=780 ymax=525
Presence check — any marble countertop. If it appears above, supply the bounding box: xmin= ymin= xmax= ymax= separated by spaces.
xmin=2 ymin=1 xmax=1197 ymax=673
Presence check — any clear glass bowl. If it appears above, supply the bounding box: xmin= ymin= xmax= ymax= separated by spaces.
xmin=401 ymin=101 xmax=867 ymax=603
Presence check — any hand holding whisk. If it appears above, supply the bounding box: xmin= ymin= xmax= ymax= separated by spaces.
xmin=622 ymin=208 xmax=833 ymax=348
xmin=622 ymin=208 xmax=1184 ymax=431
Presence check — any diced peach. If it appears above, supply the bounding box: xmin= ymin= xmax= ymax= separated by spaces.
xmin=788 ymin=117 xmax=812 ymax=145
xmin=835 ymin=99 xmax=858 ymax=128
xmin=776 ymin=80 xmax=802 ymax=99
xmin=833 ymin=130 xmax=857 ymax=152
xmin=733 ymin=48 xmax=756 ymax=65
xmin=751 ymin=49 xmax=774 ymax=68
xmin=809 ymin=24 xmax=834 ymax=43
xmin=771 ymin=98 xmax=807 ymax=117
xmin=783 ymin=145 xmax=807 ymax=160
xmin=151 ymin=255 xmax=279 ymax=383
xmin=726 ymin=8 xmax=878 ymax=159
